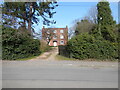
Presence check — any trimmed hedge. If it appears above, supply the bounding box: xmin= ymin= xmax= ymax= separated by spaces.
xmin=67 ymin=33 xmax=118 ymax=60
xmin=2 ymin=27 xmax=41 ymax=60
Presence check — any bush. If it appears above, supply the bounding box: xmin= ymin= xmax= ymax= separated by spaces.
xmin=67 ymin=33 xmax=118 ymax=60
xmin=2 ymin=26 xmax=41 ymax=60
xmin=40 ymin=40 xmax=51 ymax=52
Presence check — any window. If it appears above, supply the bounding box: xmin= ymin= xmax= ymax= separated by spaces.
xmin=53 ymin=30 xmax=57 ymax=33
xmin=47 ymin=30 xmax=50 ymax=34
xmin=60 ymin=30 xmax=64 ymax=33
xmin=53 ymin=35 xmax=57 ymax=39
xmin=60 ymin=35 xmax=64 ymax=39
xmin=60 ymin=40 xmax=64 ymax=44
xmin=46 ymin=37 xmax=49 ymax=40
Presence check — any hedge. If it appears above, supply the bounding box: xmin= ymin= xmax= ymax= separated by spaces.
xmin=2 ymin=26 xmax=41 ymax=60
xmin=67 ymin=33 xmax=118 ymax=60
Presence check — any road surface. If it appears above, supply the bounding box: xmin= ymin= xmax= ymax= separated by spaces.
xmin=2 ymin=59 xmax=118 ymax=88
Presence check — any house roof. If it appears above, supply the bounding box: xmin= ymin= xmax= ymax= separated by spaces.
xmin=42 ymin=26 xmax=68 ymax=30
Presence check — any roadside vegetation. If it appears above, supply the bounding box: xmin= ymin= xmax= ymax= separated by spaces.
xmin=55 ymin=55 xmax=76 ymax=61
xmin=1 ymin=1 xmax=58 ymax=60
xmin=2 ymin=26 xmax=41 ymax=60
xmin=40 ymin=40 xmax=52 ymax=53
xmin=1 ymin=1 xmax=119 ymax=61
xmin=59 ymin=1 xmax=119 ymax=61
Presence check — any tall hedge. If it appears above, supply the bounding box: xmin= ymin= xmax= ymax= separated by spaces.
xmin=2 ymin=27 xmax=41 ymax=60
xmin=67 ymin=33 xmax=118 ymax=60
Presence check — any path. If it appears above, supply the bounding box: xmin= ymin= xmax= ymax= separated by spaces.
xmin=30 ymin=47 xmax=58 ymax=61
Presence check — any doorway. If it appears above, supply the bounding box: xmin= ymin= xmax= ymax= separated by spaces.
xmin=53 ymin=41 xmax=57 ymax=47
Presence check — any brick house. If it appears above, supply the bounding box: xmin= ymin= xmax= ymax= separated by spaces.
xmin=42 ymin=26 xmax=68 ymax=46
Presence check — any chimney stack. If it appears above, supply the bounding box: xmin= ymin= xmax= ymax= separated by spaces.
xmin=66 ymin=25 xmax=68 ymax=29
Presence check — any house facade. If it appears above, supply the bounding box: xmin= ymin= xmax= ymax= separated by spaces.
xmin=42 ymin=26 xmax=68 ymax=46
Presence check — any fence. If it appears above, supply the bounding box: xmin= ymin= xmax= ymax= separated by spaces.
xmin=58 ymin=45 xmax=69 ymax=57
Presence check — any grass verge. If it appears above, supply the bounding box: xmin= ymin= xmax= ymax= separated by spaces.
xmin=55 ymin=55 xmax=76 ymax=61
xmin=55 ymin=55 xmax=118 ymax=62
xmin=17 ymin=55 xmax=40 ymax=61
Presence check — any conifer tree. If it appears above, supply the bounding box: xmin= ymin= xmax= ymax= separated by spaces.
xmin=2 ymin=1 xmax=58 ymax=36
xmin=97 ymin=1 xmax=116 ymax=42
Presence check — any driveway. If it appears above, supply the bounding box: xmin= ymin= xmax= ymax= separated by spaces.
xmin=2 ymin=47 xmax=118 ymax=88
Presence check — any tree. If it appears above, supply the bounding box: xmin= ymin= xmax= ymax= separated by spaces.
xmin=2 ymin=1 xmax=58 ymax=36
xmin=87 ymin=6 xmax=98 ymax=24
xmin=2 ymin=26 xmax=41 ymax=60
xmin=68 ymin=27 xmax=75 ymax=39
xmin=75 ymin=19 xmax=95 ymax=35
xmin=97 ymin=1 xmax=116 ymax=42
xmin=116 ymin=23 xmax=120 ymax=42
xmin=73 ymin=6 xmax=97 ymax=36
xmin=42 ymin=28 xmax=55 ymax=45
xmin=2 ymin=2 xmax=26 ymax=28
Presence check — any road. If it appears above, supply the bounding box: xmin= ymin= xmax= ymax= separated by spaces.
xmin=2 ymin=59 xmax=118 ymax=88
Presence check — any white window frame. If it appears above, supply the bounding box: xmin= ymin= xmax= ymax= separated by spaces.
xmin=60 ymin=40 xmax=64 ymax=44
xmin=60 ymin=35 xmax=64 ymax=39
xmin=60 ymin=30 xmax=64 ymax=33
xmin=53 ymin=30 xmax=57 ymax=33
xmin=47 ymin=30 xmax=50 ymax=34
xmin=53 ymin=35 xmax=57 ymax=39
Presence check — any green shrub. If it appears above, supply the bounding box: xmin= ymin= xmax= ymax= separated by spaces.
xmin=67 ymin=33 xmax=118 ymax=60
xmin=40 ymin=40 xmax=51 ymax=52
xmin=2 ymin=26 xmax=41 ymax=60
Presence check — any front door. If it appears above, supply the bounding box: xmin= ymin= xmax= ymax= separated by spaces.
xmin=53 ymin=41 xmax=57 ymax=46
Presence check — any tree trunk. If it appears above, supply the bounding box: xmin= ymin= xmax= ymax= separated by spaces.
xmin=22 ymin=19 xmax=26 ymax=28
xmin=28 ymin=19 xmax=32 ymax=35
xmin=28 ymin=3 xmax=33 ymax=36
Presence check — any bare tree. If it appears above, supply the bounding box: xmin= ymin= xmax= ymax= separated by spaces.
xmin=87 ymin=6 xmax=98 ymax=24
xmin=73 ymin=6 xmax=97 ymax=35
xmin=68 ymin=27 xmax=75 ymax=39
xmin=42 ymin=28 xmax=55 ymax=45
xmin=68 ymin=6 xmax=97 ymax=36
xmin=68 ymin=19 xmax=80 ymax=39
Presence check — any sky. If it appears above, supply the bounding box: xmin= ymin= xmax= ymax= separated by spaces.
xmin=34 ymin=1 xmax=118 ymax=34
xmin=0 ymin=1 xmax=118 ymax=34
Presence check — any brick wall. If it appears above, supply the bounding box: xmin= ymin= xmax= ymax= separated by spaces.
xmin=42 ymin=26 xmax=68 ymax=46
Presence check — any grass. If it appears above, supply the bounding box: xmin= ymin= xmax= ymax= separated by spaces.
xmin=18 ymin=47 xmax=53 ymax=61
xmin=17 ymin=55 xmax=40 ymax=61
xmin=55 ymin=55 xmax=118 ymax=62
xmin=55 ymin=55 xmax=76 ymax=61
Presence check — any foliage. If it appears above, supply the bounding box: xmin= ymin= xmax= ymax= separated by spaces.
xmin=67 ymin=33 xmax=118 ymax=60
xmin=75 ymin=19 xmax=95 ymax=35
xmin=42 ymin=28 xmax=55 ymax=45
xmin=40 ymin=40 xmax=51 ymax=52
xmin=60 ymin=1 xmax=118 ymax=60
xmin=74 ymin=1 xmax=117 ymax=42
xmin=96 ymin=1 xmax=117 ymax=42
xmin=2 ymin=1 xmax=58 ymax=36
xmin=2 ymin=26 xmax=41 ymax=60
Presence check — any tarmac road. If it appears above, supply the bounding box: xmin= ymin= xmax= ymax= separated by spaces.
xmin=2 ymin=60 xmax=118 ymax=88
